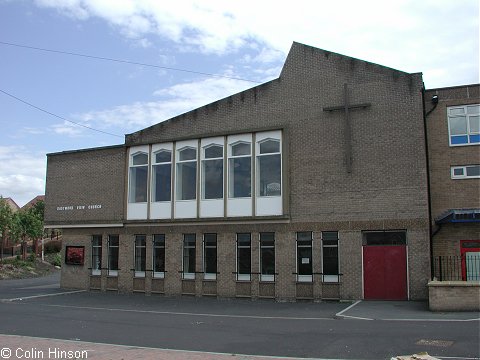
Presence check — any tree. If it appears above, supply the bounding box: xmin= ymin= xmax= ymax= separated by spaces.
xmin=11 ymin=209 xmax=43 ymax=260
xmin=0 ymin=197 xmax=14 ymax=260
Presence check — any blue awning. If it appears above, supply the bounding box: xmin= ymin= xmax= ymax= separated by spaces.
xmin=436 ymin=209 xmax=480 ymax=224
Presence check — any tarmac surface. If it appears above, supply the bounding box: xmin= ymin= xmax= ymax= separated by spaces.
xmin=0 ymin=273 xmax=478 ymax=360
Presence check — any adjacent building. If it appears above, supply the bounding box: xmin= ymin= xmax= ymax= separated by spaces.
xmin=45 ymin=42 xmax=436 ymax=301
xmin=425 ymin=84 xmax=480 ymax=281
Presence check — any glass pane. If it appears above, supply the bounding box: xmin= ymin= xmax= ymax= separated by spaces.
xmin=363 ymin=231 xmax=406 ymax=246
xmin=92 ymin=242 xmax=102 ymax=270
xmin=179 ymin=147 xmax=196 ymax=161
xmin=183 ymin=245 xmax=195 ymax=273
xmin=132 ymin=152 xmax=148 ymax=166
xmin=297 ymin=246 xmax=312 ymax=275
xmin=229 ymin=157 xmax=251 ymax=198
xmin=177 ymin=162 xmax=197 ymax=200
xmin=322 ymin=232 xmax=338 ymax=241
xmin=135 ymin=235 xmax=146 ymax=246
xmin=135 ymin=246 xmax=146 ymax=271
xmin=204 ymin=233 xmax=217 ymax=245
xmin=205 ymin=145 xmax=223 ymax=159
xmin=258 ymin=154 xmax=281 ymax=196
xmin=451 ymin=135 xmax=468 ymax=145
xmin=154 ymin=247 xmax=165 ymax=272
xmin=108 ymin=246 xmax=118 ymax=271
xmin=469 ymin=115 xmax=480 ymax=133
xmin=261 ymin=247 xmax=275 ymax=275
xmin=155 ymin=150 xmax=171 ymax=163
xmin=129 ymin=166 xmax=148 ymax=203
xmin=92 ymin=235 xmax=102 ymax=246
xmin=184 ymin=234 xmax=196 ymax=245
xmin=466 ymin=165 xmax=480 ymax=177
xmin=449 ymin=107 xmax=465 ymax=116
xmin=232 ymin=142 xmax=250 ymax=156
xmin=238 ymin=247 xmax=251 ymax=274
xmin=109 ymin=235 xmax=119 ymax=247
xmin=297 ymin=232 xmax=312 ymax=241
xmin=154 ymin=234 xmax=165 ymax=246
xmin=153 ymin=164 xmax=171 ymax=202
xmin=449 ymin=116 xmax=467 ymax=135
xmin=202 ymin=159 xmax=223 ymax=199
xmin=323 ymin=247 xmax=338 ymax=275
xmin=260 ymin=232 xmax=275 ymax=242
xmin=470 ymin=134 xmax=480 ymax=143
xmin=259 ymin=139 xmax=280 ymax=154
xmin=466 ymin=105 xmax=480 ymax=115
xmin=204 ymin=246 xmax=217 ymax=273
xmin=237 ymin=233 xmax=251 ymax=246
xmin=453 ymin=168 xmax=464 ymax=176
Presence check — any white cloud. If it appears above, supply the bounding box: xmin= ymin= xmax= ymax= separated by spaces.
xmin=33 ymin=0 xmax=478 ymax=87
xmin=73 ymin=76 xmax=254 ymax=133
xmin=0 ymin=146 xmax=46 ymax=207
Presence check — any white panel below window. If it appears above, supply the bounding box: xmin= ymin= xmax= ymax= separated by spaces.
xmin=227 ymin=198 xmax=252 ymax=217
xmin=150 ymin=202 xmax=171 ymax=219
xmin=200 ymin=199 xmax=224 ymax=218
xmin=256 ymin=196 xmax=282 ymax=216
xmin=127 ymin=203 xmax=148 ymax=220
xmin=323 ymin=275 xmax=339 ymax=283
xmin=175 ymin=200 xmax=197 ymax=219
xmin=297 ymin=275 xmax=313 ymax=283
xmin=204 ymin=273 xmax=217 ymax=280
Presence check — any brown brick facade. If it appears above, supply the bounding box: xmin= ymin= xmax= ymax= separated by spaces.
xmin=48 ymin=42 xmax=431 ymax=301
xmin=424 ymin=84 xmax=480 ymax=259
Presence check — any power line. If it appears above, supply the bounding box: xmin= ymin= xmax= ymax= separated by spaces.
xmin=0 ymin=89 xmax=123 ymax=138
xmin=0 ymin=41 xmax=262 ymax=84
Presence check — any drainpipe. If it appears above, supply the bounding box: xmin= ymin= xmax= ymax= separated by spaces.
xmin=422 ymin=87 xmax=438 ymax=280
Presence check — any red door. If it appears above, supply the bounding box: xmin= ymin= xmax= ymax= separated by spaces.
xmin=363 ymin=245 xmax=407 ymax=300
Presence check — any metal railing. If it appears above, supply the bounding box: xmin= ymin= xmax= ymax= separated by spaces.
xmin=433 ymin=255 xmax=480 ymax=281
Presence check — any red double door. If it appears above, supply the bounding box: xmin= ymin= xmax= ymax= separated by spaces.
xmin=363 ymin=245 xmax=408 ymax=300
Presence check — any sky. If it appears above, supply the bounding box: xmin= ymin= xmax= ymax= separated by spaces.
xmin=0 ymin=0 xmax=479 ymax=207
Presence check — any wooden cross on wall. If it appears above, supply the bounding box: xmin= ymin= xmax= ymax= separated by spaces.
xmin=323 ymin=83 xmax=371 ymax=173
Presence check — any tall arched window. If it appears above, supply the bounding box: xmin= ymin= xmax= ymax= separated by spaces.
xmin=202 ymin=144 xmax=223 ymax=200
xmin=129 ymin=152 xmax=148 ymax=203
xmin=257 ymin=138 xmax=281 ymax=197
xmin=228 ymin=141 xmax=251 ymax=198
xmin=152 ymin=150 xmax=172 ymax=202
xmin=176 ymin=147 xmax=197 ymax=200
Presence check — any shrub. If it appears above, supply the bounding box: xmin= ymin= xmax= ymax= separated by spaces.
xmin=27 ymin=253 xmax=36 ymax=262
xmin=51 ymin=253 xmax=62 ymax=267
xmin=44 ymin=240 xmax=62 ymax=254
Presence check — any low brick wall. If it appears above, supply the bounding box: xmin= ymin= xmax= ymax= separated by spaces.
xmin=428 ymin=281 xmax=480 ymax=311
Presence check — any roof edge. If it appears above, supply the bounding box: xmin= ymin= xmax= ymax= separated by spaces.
xmin=47 ymin=144 xmax=125 ymax=157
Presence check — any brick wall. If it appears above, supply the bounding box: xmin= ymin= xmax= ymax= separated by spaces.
xmin=428 ymin=281 xmax=480 ymax=311
xmin=424 ymin=84 xmax=480 ymax=258
xmin=45 ymin=146 xmax=126 ymax=226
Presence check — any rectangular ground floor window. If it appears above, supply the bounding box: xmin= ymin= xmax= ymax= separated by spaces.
xmin=322 ymin=231 xmax=339 ymax=282
xmin=237 ymin=233 xmax=251 ymax=281
xmin=297 ymin=232 xmax=313 ymax=282
xmin=108 ymin=235 xmax=119 ymax=277
xmin=153 ymin=234 xmax=165 ymax=278
xmin=91 ymin=235 xmax=102 ymax=276
xmin=203 ymin=233 xmax=217 ymax=280
xmin=134 ymin=235 xmax=146 ymax=278
xmin=260 ymin=232 xmax=275 ymax=282
xmin=183 ymin=234 xmax=196 ymax=279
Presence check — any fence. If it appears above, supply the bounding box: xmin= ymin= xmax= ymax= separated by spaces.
xmin=433 ymin=255 xmax=480 ymax=281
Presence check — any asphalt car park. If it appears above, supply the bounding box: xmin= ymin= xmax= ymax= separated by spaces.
xmin=0 ymin=275 xmax=478 ymax=360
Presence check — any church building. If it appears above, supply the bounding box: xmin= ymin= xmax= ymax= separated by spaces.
xmin=44 ymin=42 xmax=432 ymax=301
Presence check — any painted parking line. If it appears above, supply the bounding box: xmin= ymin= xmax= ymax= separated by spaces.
xmin=335 ymin=300 xmax=373 ymax=320
xmin=0 ymin=289 xmax=85 ymax=302
xmin=42 ymin=303 xmax=335 ymax=321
